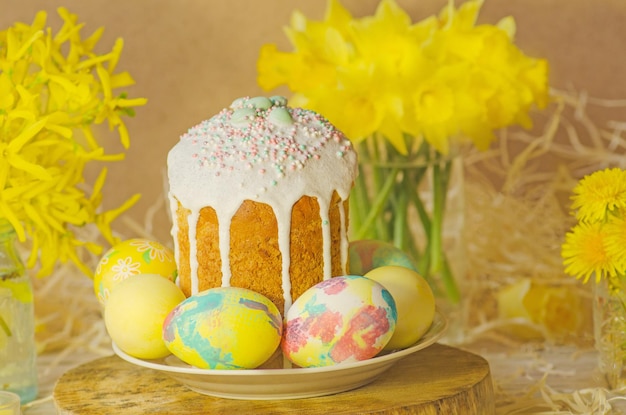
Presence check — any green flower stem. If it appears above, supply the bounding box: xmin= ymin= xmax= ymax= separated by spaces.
xmin=354 ymin=166 xmax=400 ymax=240
xmin=403 ymin=153 xmax=430 ymax=271
xmin=368 ymin=138 xmax=390 ymax=241
xmin=350 ymin=164 xmax=370 ymax=237
xmin=429 ymin=162 xmax=446 ymax=274
xmin=428 ymin=158 xmax=460 ymax=304
xmin=440 ymin=255 xmax=460 ymax=304
xmin=404 ymin=159 xmax=431 ymax=237
xmin=410 ymin=183 xmax=431 ymax=236
xmin=0 ymin=315 xmax=11 ymax=337
xmin=392 ymin=187 xmax=409 ymax=250
xmin=410 ymin=187 xmax=431 ymax=274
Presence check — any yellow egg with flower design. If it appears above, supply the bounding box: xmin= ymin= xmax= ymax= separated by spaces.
xmin=94 ymin=239 xmax=178 ymax=306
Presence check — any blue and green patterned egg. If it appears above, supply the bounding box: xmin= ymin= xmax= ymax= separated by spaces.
xmin=349 ymin=240 xmax=418 ymax=276
xmin=162 ymin=287 xmax=282 ymax=370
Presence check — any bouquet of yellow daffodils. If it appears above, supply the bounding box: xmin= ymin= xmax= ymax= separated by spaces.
xmin=257 ymin=0 xmax=549 ymax=304
xmin=562 ymin=168 xmax=626 ymax=291
xmin=0 ymin=8 xmax=146 ymax=277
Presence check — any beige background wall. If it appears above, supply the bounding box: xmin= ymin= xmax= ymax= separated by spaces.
xmin=1 ymin=0 xmax=625 ymax=244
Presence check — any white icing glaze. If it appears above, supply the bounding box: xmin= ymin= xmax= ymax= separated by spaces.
xmin=167 ymin=96 xmax=358 ymax=311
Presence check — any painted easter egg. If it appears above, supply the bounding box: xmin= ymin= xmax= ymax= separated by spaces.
xmin=281 ymin=275 xmax=397 ymax=368
xmin=349 ymin=240 xmax=418 ymax=276
xmin=163 ymin=287 xmax=282 ymax=370
xmin=365 ymin=266 xmax=436 ymax=351
xmin=105 ymin=273 xmax=186 ymax=359
xmin=94 ymin=239 xmax=178 ymax=306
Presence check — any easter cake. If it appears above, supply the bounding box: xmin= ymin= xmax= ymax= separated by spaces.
xmin=167 ymin=96 xmax=358 ymax=313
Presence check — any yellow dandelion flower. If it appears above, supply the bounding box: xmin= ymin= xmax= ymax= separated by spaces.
xmin=562 ymin=221 xmax=617 ymax=283
xmin=603 ymin=217 xmax=626 ymax=272
xmin=570 ymin=167 xmax=626 ymax=223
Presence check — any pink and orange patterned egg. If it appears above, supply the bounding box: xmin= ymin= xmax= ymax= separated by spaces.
xmin=281 ymin=275 xmax=397 ymax=368
xmin=94 ymin=239 xmax=178 ymax=306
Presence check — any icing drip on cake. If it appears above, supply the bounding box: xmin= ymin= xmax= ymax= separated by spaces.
xmin=167 ymin=96 xmax=358 ymax=311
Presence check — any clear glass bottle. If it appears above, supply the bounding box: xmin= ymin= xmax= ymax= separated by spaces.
xmin=0 ymin=220 xmax=38 ymax=403
xmin=593 ymin=275 xmax=626 ymax=389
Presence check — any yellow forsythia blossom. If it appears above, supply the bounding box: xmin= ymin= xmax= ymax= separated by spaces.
xmin=0 ymin=8 xmax=146 ymax=277
xmin=257 ymin=0 xmax=549 ymax=155
xmin=562 ymin=168 xmax=626 ymax=290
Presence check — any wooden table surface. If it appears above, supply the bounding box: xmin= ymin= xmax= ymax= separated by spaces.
xmin=53 ymin=343 xmax=494 ymax=414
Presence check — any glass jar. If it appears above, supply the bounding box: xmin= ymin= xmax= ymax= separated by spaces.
xmin=350 ymin=138 xmax=467 ymax=344
xmin=593 ymin=275 xmax=626 ymax=389
xmin=0 ymin=220 xmax=38 ymax=403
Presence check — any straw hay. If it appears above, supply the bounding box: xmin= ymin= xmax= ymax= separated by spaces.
xmin=463 ymin=87 xmax=626 ymax=347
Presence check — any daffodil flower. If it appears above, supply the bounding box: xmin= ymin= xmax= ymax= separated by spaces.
xmin=258 ymin=0 xmax=549 ymax=303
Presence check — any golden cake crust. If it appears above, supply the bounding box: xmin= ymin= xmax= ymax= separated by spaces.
xmin=175 ymin=192 xmax=348 ymax=313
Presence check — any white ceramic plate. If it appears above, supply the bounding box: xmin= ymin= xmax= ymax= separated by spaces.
xmin=112 ymin=310 xmax=447 ymax=400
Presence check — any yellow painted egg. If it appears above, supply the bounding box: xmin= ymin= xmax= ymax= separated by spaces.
xmin=104 ymin=273 xmax=186 ymax=359
xmin=94 ymin=238 xmax=178 ymax=306
xmin=163 ymin=287 xmax=282 ymax=370
xmin=281 ymin=275 xmax=397 ymax=368
xmin=365 ymin=266 xmax=435 ymax=350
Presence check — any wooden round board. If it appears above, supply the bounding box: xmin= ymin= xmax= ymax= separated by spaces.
xmin=53 ymin=343 xmax=494 ymax=414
